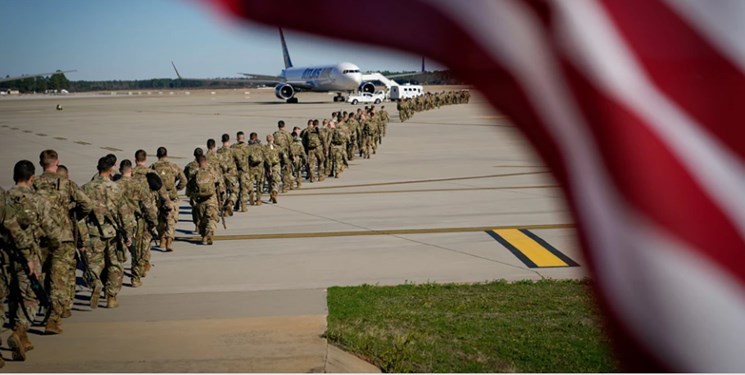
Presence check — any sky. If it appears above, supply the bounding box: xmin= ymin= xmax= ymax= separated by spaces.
xmin=0 ymin=0 xmax=437 ymax=81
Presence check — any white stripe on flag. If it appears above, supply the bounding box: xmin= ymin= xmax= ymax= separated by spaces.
xmin=665 ymin=0 xmax=745 ymax=75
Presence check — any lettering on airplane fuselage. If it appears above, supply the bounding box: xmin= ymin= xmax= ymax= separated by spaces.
xmin=302 ymin=67 xmax=332 ymax=80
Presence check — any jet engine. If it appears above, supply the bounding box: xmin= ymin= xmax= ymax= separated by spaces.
xmin=274 ymin=83 xmax=295 ymax=100
xmin=358 ymin=82 xmax=375 ymax=94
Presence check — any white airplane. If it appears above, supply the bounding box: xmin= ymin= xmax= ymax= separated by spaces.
xmin=238 ymin=29 xmax=371 ymax=103
xmin=174 ymin=29 xmax=411 ymax=103
xmin=0 ymin=69 xmax=77 ymax=83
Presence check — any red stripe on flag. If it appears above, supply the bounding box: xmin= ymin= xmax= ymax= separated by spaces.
xmin=560 ymin=56 xmax=745 ymax=282
xmin=600 ymin=0 xmax=745 ymax=162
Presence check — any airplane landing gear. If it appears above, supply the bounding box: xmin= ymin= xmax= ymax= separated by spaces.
xmin=333 ymin=94 xmax=346 ymax=102
xmin=286 ymin=97 xmax=299 ymax=104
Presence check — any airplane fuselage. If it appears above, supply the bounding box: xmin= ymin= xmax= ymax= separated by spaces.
xmin=281 ymin=62 xmax=362 ymax=92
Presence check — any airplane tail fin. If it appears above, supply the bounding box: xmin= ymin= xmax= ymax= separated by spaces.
xmin=171 ymin=61 xmax=183 ymax=79
xmin=279 ymin=28 xmax=293 ymax=69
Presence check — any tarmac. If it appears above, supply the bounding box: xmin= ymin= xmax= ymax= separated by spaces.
xmin=0 ymin=88 xmax=585 ymax=372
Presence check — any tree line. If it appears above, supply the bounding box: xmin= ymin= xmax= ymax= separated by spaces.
xmin=2 ymin=71 xmax=463 ymax=93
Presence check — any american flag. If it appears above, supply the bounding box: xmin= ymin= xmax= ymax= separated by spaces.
xmin=210 ymin=0 xmax=745 ymax=371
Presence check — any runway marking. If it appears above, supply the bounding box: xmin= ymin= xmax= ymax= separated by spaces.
xmin=23 ymin=130 xmax=32 ymax=133
xmin=36 ymin=133 xmax=47 ymax=137
xmin=300 ymin=171 xmax=549 ymax=191
xmin=54 ymin=137 xmax=67 ymax=141
xmin=101 ymin=146 xmax=123 ymax=152
xmin=10 ymin=127 xmax=18 ymax=130
xmin=487 ymin=229 xmax=579 ymax=268
xmin=75 ymin=141 xmax=92 ymax=145
xmin=474 ymin=115 xmax=504 ymax=119
xmin=288 ymin=185 xmax=559 ymax=197
xmin=174 ymin=223 xmax=574 ymax=242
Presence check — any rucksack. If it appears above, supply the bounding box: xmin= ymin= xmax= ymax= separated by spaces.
xmin=249 ymin=146 xmax=264 ymax=166
xmin=193 ymin=170 xmax=216 ymax=198
xmin=308 ymin=131 xmax=321 ymax=149
xmin=332 ymin=129 xmax=345 ymax=145
xmin=152 ymin=162 xmax=175 ymax=191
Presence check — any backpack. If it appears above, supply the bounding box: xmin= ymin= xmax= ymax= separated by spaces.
xmin=249 ymin=146 xmax=264 ymax=166
xmin=192 ymin=170 xmax=216 ymax=198
xmin=152 ymin=162 xmax=175 ymax=191
xmin=308 ymin=131 xmax=321 ymax=149
xmin=332 ymin=129 xmax=345 ymax=145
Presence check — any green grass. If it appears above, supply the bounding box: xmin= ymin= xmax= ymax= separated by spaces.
xmin=326 ymin=279 xmax=618 ymax=373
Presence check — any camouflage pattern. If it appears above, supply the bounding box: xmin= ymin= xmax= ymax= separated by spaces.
xmin=6 ymin=185 xmax=61 ymax=330
xmin=263 ymin=143 xmax=282 ymax=195
xmin=216 ymin=146 xmax=239 ymax=210
xmin=150 ymin=159 xmax=186 ymax=243
xmin=273 ymin=129 xmax=294 ymax=193
xmin=132 ymin=164 xmax=159 ymax=269
xmin=329 ymin=127 xmax=347 ymax=178
xmin=246 ymin=142 xmax=266 ymax=203
xmin=33 ymin=170 xmax=94 ymax=322
xmin=190 ymin=166 xmax=220 ymax=240
xmin=230 ymin=141 xmax=250 ymax=211
xmin=82 ymin=176 xmax=135 ymax=299
xmin=117 ymin=175 xmax=157 ymax=283
xmin=183 ymin=159 xmax=201 ymax=228
xmin=304 ymin=129 xmax=324 ymax=182
xmin=290 ymin=137 xmax=307 ymax=189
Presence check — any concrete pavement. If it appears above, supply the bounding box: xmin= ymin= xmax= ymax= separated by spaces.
xmin=0 ymin=88 xmax=583 ymax=371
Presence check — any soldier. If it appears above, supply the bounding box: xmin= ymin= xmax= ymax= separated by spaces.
xmin=150 ymin=147 xmax=186 ymax=252
xmin=82 ymin=156 xmax=135 ymax=309
xmin=32 ymin=150 xmax=95 ymax=334
xmin=184 ymin=148 xmax=204 ymax=233
xmin=188 ymin=155 xmax=220 ymax=245
xmin=273 ymin=120 xmax=294 ymax=193
xmin=289 ymin=135 xmax=307 ymax=189
xmin=246 ymin=132 xmax=266 ymax=205
xmin=329 ymin=122 xmax=346 ymax=178
xmin=116 ymin=160 xmax=158 ymax=288
xmin=132 ymin=149 xmax=162 ymax=274
xmin=379 ymin=105 xmax=390 ymax=139
xmin=217 ymin=134 xmax=238 ymax=216
xmin=360 ymin=113 xmax=373 ymax=159
xmin=305 ymin=120 xmax=324 ymax=182
xmin=6 ymin=160 xmax=62 ymax=361
xmin=231 ymin=131 xmax=251 ymax=212
xmin=264 ymin=134 xmax=281 ymax=203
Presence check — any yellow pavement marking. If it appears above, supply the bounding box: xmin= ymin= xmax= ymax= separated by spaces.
xmin=488 ymin=229 xmax=578 ymax=268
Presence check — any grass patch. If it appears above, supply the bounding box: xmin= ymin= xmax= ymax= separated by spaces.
xmin=326 ymin=279 xmax=618 ymax=373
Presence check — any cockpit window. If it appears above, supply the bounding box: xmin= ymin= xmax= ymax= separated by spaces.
xmin=342 ymin=69 xmax=360 ymax=74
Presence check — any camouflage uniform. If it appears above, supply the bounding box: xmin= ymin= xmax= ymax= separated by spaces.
xmin=6 ymin=185 xmax=61 ymax=335
xmin=290 ymin=137 xmax=307 ymax=189
xmin=263 ymin=143 xmax=282 ymax=202
xmin=361 ymin=117 xmax=374 ymax=159
xmin=273 ymin=129 xmax=294 ymax=193
xmin=230 ymin=141 xmax=250 ymax=211
xmin=150 ymin=159 xmax=186 ymax=251
xmin=346 ymin=116 xmax=359 ymax=160
xmin=189 ymin=166 xmax=220 ymax=244
xmin=329 ymin=127 xmax=347 ymax=178
xmin=0 ymin=186 xmax=45 ymax=361
xmin=116 ymin=175 xmax=157 ymax=286
xmin=33 ymin=170 xmax=94 ymax=330
xmin=132 ymin=165 xmax=161 ymax=273
xmin=319 ymin=127 xmax=331 ymax=180
xmin=379 ymin=109 xmax=390 ymax=138
xmin=304 ymin=129 xmax=324 ymax=182
xmin=183 ymin=159 xmax=200 ymax=230
xmin=247 ymin=142 xmax=266 ymax=205
xmin=82 ymin=175 xmax=135 ymax=306
xmin=216 ymin=146 xmax=239 ymax=213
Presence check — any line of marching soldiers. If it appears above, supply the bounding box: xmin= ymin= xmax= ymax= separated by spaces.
xmin=397 ymin=89 xmax=471 ymax=122
xmin=184 ymin=104 xmax=394 ymax=247
xmin=0 ymin=149 xmax=178 ymax=365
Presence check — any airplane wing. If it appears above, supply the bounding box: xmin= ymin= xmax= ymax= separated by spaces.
xmin=171 ymin=62 xmax=280 ymax=85
xmin=0 ymin=69 xmax=77 ymax=83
